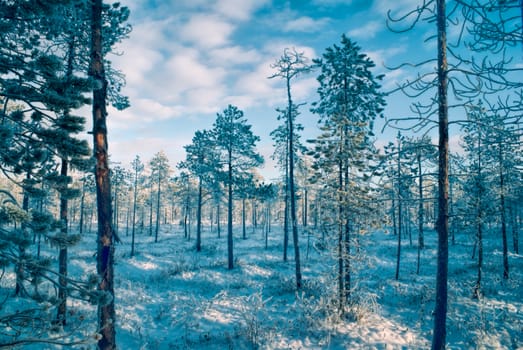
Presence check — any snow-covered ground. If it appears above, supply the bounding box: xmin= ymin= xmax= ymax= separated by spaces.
xmin=6 ymin=223 xmax=523 ymax=349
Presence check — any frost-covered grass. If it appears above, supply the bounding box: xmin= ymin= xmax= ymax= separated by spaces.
xmin=2 ymin=223 xmax=522 ymax=349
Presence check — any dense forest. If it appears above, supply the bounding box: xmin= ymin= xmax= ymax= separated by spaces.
xmin=0 ymin=1 xmax=521 ymax=349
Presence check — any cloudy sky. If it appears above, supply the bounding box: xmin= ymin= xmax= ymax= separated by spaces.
xmin=102 ymin=0 xmax=437 ymax=179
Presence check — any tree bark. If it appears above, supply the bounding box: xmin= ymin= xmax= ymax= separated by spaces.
xmin=227 ymin=150 xmax=234 ymax=270
xmin=56 ymin=158 xmax=68 ymax=326
xmin=287 ymin=72 xmax=301 ymax=290
xmin=154 ymin=171 xmax=161 ymax=243
xmin=395 ymin=141 xmax=402 ymax=281
xmin=196 ymin=176 xmax=202 ymax=252
xmin=242 ymin=198 xmax=246 ymax=240
xmin=131 ymin=167 xmax=138 ymax=257
xmin=91 ymin=0 xmax=116 ymax=348
xmin=417 ymin=152 xmax=424 ymax=275
xmin=432 ymin=0 xmax=449 ymax=348
xmin=499 ymin=142 xmax=509 ymax=279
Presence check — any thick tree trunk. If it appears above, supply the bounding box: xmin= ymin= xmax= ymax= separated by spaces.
xmin=432 ymin=0 xmax=449 ymax=348
xmin=91 ymin=0 xmax=116 ymax=347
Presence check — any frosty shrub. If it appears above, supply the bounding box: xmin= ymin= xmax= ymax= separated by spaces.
xmin=238 ymin=291 xmax=271 ymax=349
xmin=347 ymin=289 xmax=381 ymax=323
xmin=292 ymin=290 xmax=339 ymax=333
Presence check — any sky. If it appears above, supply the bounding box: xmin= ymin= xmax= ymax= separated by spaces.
xmin=99 ymin=0 xmax=448 ymax=180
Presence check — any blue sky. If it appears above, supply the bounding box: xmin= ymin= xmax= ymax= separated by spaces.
xmin=102 ymin=0 xmax=442 ymax=179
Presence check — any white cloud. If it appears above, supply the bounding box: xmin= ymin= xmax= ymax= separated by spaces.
xmin=263 ymin=41 xmax=317 ymax=61
xmin=347 ymin=20 xmax=382 ymax=39
xmin=283 ymin=16 xmax=330 ymax=33
xmin=292 ymin=76 xmax=318 ymax=102
xmin=214 ymin=0 xmax=270 ymax=21
xmin=160 ymin=49 xmax=227 ymax=106
xmin=110 ymin=20 xmax=170 ymax=87
xmin=110 ymin=136 xmax=191 ymax=169
xmin=210 ymin=46 xmax=262 ymax=66
xmin=180 ymin=14 xmax=234 ymax=48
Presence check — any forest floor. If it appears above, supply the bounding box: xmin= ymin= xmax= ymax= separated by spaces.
xmin=6 ymin=223 xmax=523 ymax=349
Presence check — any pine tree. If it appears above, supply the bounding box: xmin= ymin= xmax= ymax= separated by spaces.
xmin=212 ymin=105 xmax=263 ymax=270
xmin=179 ymin=130 xmax=217 ymax=252
xmin=269 ymin=48 xmax=311 ymax=289
xmin=310 ymin=34 xmax=385 ymax=311
xmin=130 ymin=156 xmax=144 ymax=257
xmin=149 ymin=151 xmax=170 ymax=243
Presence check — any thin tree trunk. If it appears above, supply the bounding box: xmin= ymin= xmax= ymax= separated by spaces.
xmin=131 ymin=168 xmax=138 ymax=257
xmin=418 ymin=153 xmax=424 ymax=250
xmin=395 ymin=146 xmax=402 ymax=281
xmin=303 ymin=188 xmax=308 ymax=227
xmin=432 ymin=0 xmax=449 ymax=348
xmin=337 ymin=159 xmax=344 ymax=312
xmin=196 ymin=176 xmax=202 ymax=252
xmin=242 ymin=197 xmax=246 ymax=240
xmin=154 ymin=172 xmax=161 ymax=243
xmin=217 ymin=200 xmax=221 ymax=238
xmin=113 ymin=186 xmax=118 ymax=237
xmin=79 ymin=183 xmax=85 ymax=235
xmin=91 ymin=0 xmax=116 ymax=347
xmin=510 ymin=202 xmax=519 ymax=254
xmin=473 ymin=137 xmax=483 ymax=299
xmin=283 ymin=158 xmax=289 ymax=262
xmin=148 ymin=181 xmax=153 ymax=236
xmin=56 ymin=158 xmax=69 ymax=326
xmin=287 ymin=74 xmax=301 ymax=290
xmin=392 ymin=197 xmax=397 ymax=236
xmin=227 ymin=153 xmax=234 ymax=270
xmin=16 ymin=173 xmax=30 ymax=297
xmin=343 ymin=161 xmax=351 ymax=304
xmin=499 ymin=143 xmax=509 ymax=279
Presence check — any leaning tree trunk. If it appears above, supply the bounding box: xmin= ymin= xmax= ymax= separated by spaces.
xmin=91 ymin=0 xmax=116 ymax=348
xmin=432 ymin=0 xmax=449 ymax=348
xmin=287 ymin=76 xmax=301 ymax=290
